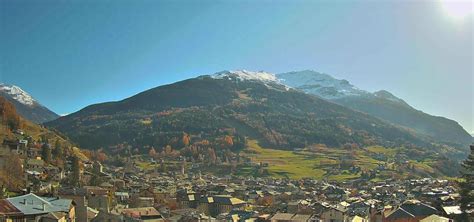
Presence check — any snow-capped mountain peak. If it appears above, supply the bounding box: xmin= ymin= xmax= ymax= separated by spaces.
xmin=277 ymin=70 xmax=368 ymax=99
xmin=212 ymin=70 xmax=279 ymax=83
xmin=0 ymin=83 xmax=36 ymax=106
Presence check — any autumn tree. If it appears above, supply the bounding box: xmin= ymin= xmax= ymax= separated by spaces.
xmin=182 ymin=133 xmax=190 ymax=147
xmin=0 ymin=97 xmax=21 ymax=130
xmin=94 ymin=151 xmax=108 ymax=163
xmin=149 ymin=147 xmax=157 ymax=158
xmin=459 ymin=145 xmax=474 ymax=220
xmin=224 ymin=135 xmax=233 ymax=147
xmin=259 ymin=196 xmax=273 ymax=206
xmin=0 ymin=153 xmax=23 ymax=191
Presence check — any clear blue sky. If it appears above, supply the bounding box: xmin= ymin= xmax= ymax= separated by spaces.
xmin=1 ymin=0 xmax=472 ymax=133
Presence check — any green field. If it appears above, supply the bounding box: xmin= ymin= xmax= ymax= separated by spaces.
xmin=243 ymin=140 xmax=326 ymax=179
xmin=132 ymin=140 xmax=446 ymax=181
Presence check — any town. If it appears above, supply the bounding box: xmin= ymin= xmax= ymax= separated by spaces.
xmin=0 ymin=133 xmax=471 ymax=221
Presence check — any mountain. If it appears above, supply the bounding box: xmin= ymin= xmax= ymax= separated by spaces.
xmin=277 ymin=70 xmax=472 ymax=148
xmin=48 ymin=70 xmax=448 ymax=154
xmin=0 ymin=83 xmax=59 ymax=123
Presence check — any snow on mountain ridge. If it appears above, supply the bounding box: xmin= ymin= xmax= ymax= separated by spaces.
xmin=0 ymin=83 xmax=36 ymax=106
xmin=212 ymin=70 xmax=279 ymax=82
xmin=277 ymin=70 xmax=368 ymax=99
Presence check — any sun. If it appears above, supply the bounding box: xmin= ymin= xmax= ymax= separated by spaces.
xmin=440 ymin=0 xmax=473 ymax=20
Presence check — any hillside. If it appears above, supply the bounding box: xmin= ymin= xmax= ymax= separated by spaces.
xmin=278 ymin=70 xmax=472 ymax=149
xmin=0 ymin=96 xmax=70 ymax=147
xmin=48 ymin=71 xmax=446 ymax=154
xmin=0 ymin=83 xmax=59 ymax=123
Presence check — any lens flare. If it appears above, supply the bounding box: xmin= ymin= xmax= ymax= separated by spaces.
xmin=440 ymin=0 xmax=473 ymax=20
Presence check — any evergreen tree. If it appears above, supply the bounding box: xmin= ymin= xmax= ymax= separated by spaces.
xmin=71 ymin=156 xmax=81 ymax=186
xmin=41 ymin=143 xmax=52 ymax=163
xmin=52 ymin=139 xmax=63 ymax=159
xmin=459 ymin=145 xmax=474 ymax=219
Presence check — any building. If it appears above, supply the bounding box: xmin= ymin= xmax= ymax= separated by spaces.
xmin=5 ymin=193 xmax=75 ymax=222
xmin=383 ymin=200 xmax=438 ymax=222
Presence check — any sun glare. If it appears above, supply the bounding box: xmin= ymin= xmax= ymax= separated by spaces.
xmin=440 ymin=0 xmax=473 ymax=20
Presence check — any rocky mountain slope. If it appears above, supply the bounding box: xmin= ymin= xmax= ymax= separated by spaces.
xmin=0 ymin=83 xmax=59 ymax=123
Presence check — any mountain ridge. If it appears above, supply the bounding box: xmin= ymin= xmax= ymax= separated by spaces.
xmin=277 ymin=70 xmax=471 ymax=147
xmin=47 ymin=72 xmax=432 ymax=150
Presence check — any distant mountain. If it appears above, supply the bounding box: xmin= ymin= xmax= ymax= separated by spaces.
xmin=277 ymin=70 xmax=472 ymax=148
xmin=47 ymin=70 xmax=438 ymax=153
xmin=0 ymin=83 xmax=59 ymax=123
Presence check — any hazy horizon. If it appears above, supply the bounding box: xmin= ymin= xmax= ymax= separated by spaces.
xmin=1 ymin=0 xmax=472 ymax=133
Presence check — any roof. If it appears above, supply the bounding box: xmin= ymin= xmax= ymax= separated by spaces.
xmin=0 ymin=199 xmax=23 ymax=216
xmin=41 ymin=212 xmax=66 ymax=220
xmin=212 ymin=195 xmax=245 ymax=205
xmin=291 ymin=214 xmax=312 ymax=221
xmin=351 ymin=216 xmax=367 ymax=222
xmin=270 ymin=213 xmax=312 ymax=221
xmin=400 ymin=201 xmax=438 ymax=217
xmin=7 ymin=193 xmax=72 ymax=215
xmin=386 ymin=208 xmax=415 ymax=220
xmin=270 ymin=213 xmax=294 ymax=220
xmin=442 ymin=206 xmax=462 ymax=215
xmin=26 ymin=159 xmax=45 ymax=166
xmin=120 ymin=207 xmax=161 ymax=218
xmin=420 ymin=214 xmax=450 ymax=222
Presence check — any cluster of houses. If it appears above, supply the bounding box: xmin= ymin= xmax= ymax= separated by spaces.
xmin=0 ymin=138 xmax=470 ymax=221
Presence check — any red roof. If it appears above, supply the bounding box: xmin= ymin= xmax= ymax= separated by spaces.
xmin=0 ymin=200 xmax=23 ymax=216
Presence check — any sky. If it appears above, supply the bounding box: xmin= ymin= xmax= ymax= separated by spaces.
xmin=1 ymin=0 xmax=473 ymax=133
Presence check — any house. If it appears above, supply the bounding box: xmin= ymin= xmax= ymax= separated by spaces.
xmin=45 ymin=166 xmax=64 ymax=181
xmin=59 ymin=188 xmax=89 ymax=222
xmin=115 ymin=192 xmax=130 ymax=204
xmin=441 ymin=206 xmax=461 ymax=219
xmin=176 ymin=189 xmax=197 ymax=209
xmin=383 ymin=200 xmax=438 ymax=222
xmin=6 ymin=193 xmax=75 ymax=222
xmin=26 ymin=159 xmax=45 ymax=172
xmin=212 ymin=195 xmax=246 ymax=216
xmin=83 ymin=186 xmax=111 ymax=212
xmin=320 ymin=204 xmax=349 ymax=222
xmin=1 ymin=139 xmax=28 ymax=155
xmin=130 ymin=197 xmax=154 ymax=208
xmin=41 ymin=212 xmax=68 ymax=222
xmin=271 ymin=213 xmax=298 ymax=222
